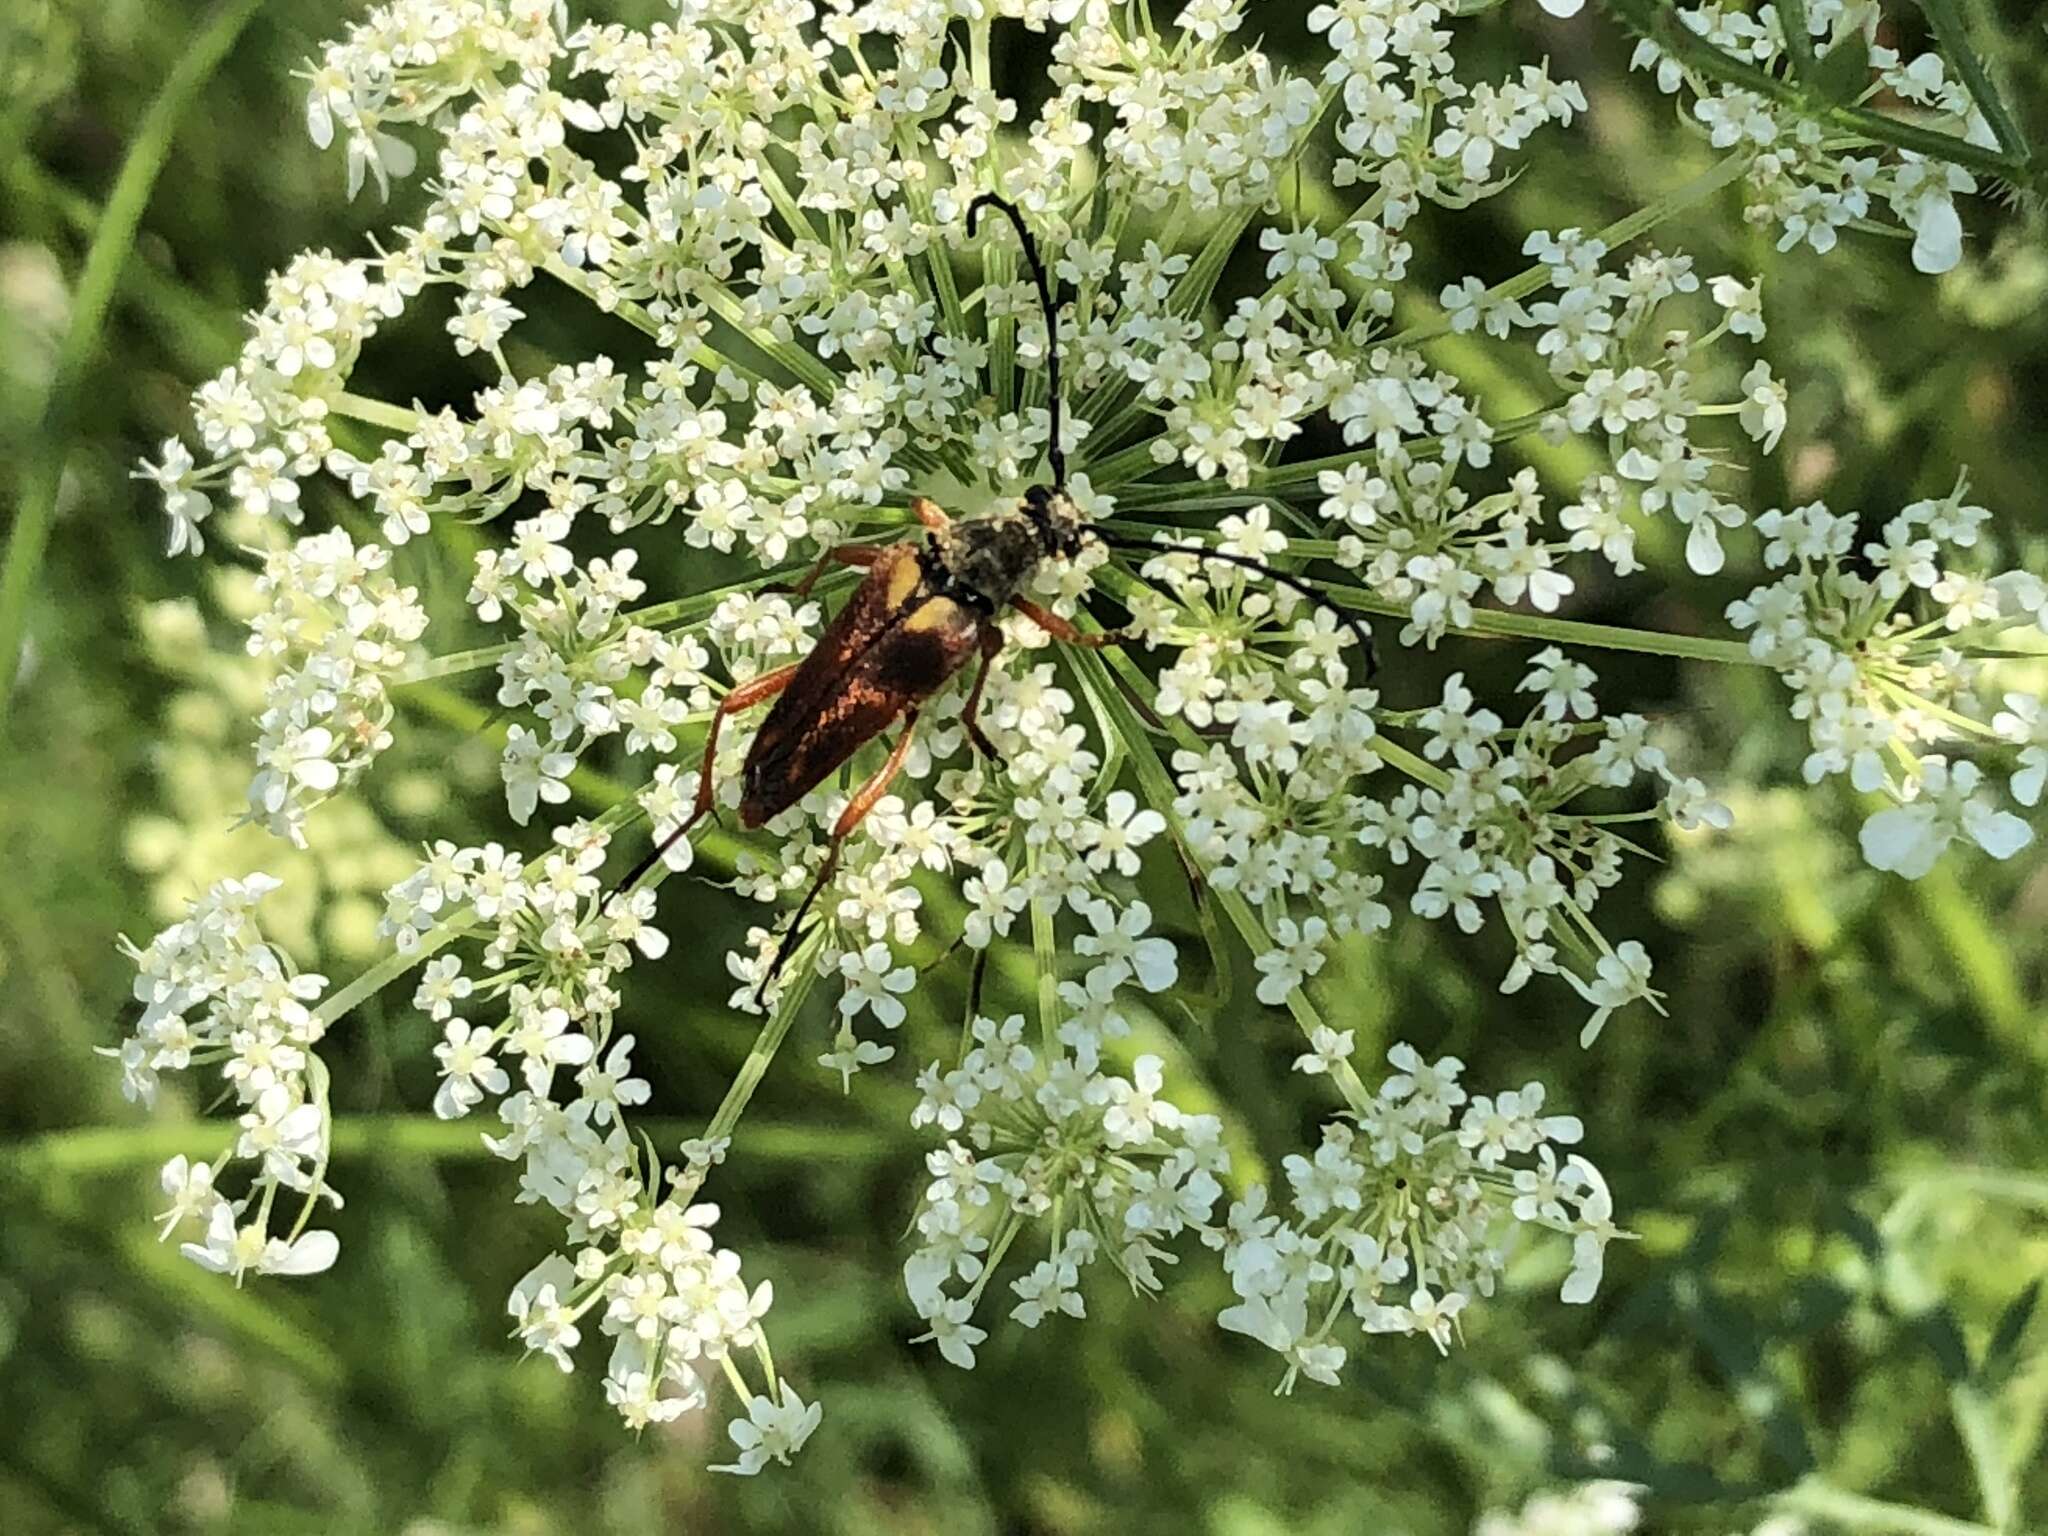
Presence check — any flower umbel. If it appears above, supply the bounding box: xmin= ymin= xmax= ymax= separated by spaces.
xmin=113 ymin=0 xmax=2043 ymax=1477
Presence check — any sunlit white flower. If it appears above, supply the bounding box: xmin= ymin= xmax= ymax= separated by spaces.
xmin=712 ymin=1383 xmax=823 ymax=1475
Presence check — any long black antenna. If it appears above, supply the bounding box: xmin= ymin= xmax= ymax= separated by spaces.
xmin=967 ymin=192 xmax=1065 ymax=488
xmin=1094 ymin=530 xmax=1380 ymax=680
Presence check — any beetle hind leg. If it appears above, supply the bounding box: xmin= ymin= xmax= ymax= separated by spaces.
xmin=605 ymin=661 xmax=801 ymax=908
xmin=754 ymin=712 xmax=922 ymax=1006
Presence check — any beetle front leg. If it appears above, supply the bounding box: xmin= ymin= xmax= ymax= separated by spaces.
xmin=1010 ymin=596 xmax=1129 ymax=649
xmin=756 ymin=711 xmax=921 ymax=1002
xmin=606 ymin=661 xmax=802 ymax=905
xmin=910 ymin=496 xmax=951 ymax=533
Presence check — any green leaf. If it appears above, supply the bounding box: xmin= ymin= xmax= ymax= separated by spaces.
xmin=1774 ymin=1480 xmax=2020 ymax=1536
xmin=1913 ymin=1301 xmax=1974 ymax=1383
xmin=1777 ymin=0 xmax=1821 ymax=82
xmin=1807 ymin=30 xmax=1872 ymax=108
xmin=1979 ymin=1278 xmax=2041 ymax=1388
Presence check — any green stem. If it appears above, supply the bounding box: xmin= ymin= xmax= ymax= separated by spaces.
xmin=332 ymin=391 xmax=421 ymax=433
xmin=539 ymin=256 xmax=666 ymax=342
xmin=2 ymin=1114 xmax=890 ymax=1176
xmin=1105 ymin=546 xmax=1763 ymax=666
xmin=2 ymin=153 xmax=243 ymax=369
xmin=1907 ymin=863 xmax=2033 ymax=1063
xmin=0 ymin=0 xmax=268 ymax=744
xmin=1372 ymin=736 xmax=1452 ymax=793
xmin=697 ymin=281 xmax=842 ymax=401
xmin=1911 ymin=0 xmax=2031 ymax=166
xmin=313 ymin=905 xmax=474 ymax=1031
xmin=1771 ymin=1480 xmax=2025 ymax=1536
xmin=701 ymin=955 xmax=820 ymax=1146
xmin=1076 ymin=647 xmax=1371 ymax=1112
xmin=1210 ymin=882 xmax=1374 ymax=1113
xmin=1324 ymin=583 xmax=1768 ymax=667
xmin=394 ymin=684 xmax=640 ymax=812
xmin=1776 ymin=0 xmax=1821 ymax=83
xmin=1028 ymin=854 xmax=1061 ymax=1055
xmin=1219 ymin=410 xmax=1550 ymax=497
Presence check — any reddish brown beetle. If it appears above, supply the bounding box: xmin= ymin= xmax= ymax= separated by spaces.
xmin=610 ymin=195 xmax=1373 ymax=991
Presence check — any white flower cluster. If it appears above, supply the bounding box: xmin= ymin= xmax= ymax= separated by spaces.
xmin=1725 ymin=480 xmax=2039 ymax=879
xmin=1366 ymin=656 xmax=1708 ymax=1041
xmin=376 ymin=819 xmax=813 ymax=1450
xmin=1622 ymin=0 xmax=1985 ymax=273
xmin=900 ymin=1026 xmax=1624 ymax=1386
xmin=110 ymin=874 xmax=341 ymax=1281
xmin=245 ymin=529 xmax=427 ymax=844
xmin=302 ymin=0 xmax=562 ymax=199
xmin=1060 ymin=17 xmax=1590 ymax=493
xmin=115 ymin=0 xmax=2042 ymax=1474
xmin=1440 ymin=241 xmax=1775 ymax=582
xmin=137 ymin=250 xmax=410 ymax=557
xmin=1218 ymin=1044 xmax=1619 ymax=1389
xmin=906 ymin=1013 xmax=1228 ymax=1367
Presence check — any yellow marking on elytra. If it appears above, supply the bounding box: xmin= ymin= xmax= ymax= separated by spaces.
xmin=885 ymin=552 xmax=922 ymax=608
xmin=901 ymin=596 xmax=965 ymax=633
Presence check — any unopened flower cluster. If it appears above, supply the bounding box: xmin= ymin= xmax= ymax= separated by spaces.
xmin=115 ymin=0 xmax=2042 ymax=1474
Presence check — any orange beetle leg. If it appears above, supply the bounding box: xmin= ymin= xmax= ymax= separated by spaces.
xmin=756 ymin=711 xmax=921 ymax=1001
xmin=606 ymin=661 xmax=802 ymax=904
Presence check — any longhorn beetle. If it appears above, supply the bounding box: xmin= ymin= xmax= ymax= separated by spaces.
xmin=608 ymin=193 xmax=1377 ymax=996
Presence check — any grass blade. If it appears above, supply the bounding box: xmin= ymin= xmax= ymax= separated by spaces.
xmin=0 ymin=0 xmax=268 ymax=742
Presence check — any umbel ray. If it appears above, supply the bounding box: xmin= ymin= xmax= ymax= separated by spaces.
xmin=607 ymin=192 xmax=1378 ymax=996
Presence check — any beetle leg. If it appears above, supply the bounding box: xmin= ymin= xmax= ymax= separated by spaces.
xmin=605 ymin=661 xmax=802 ymax=905
xmin=910 ymin=496 xmax=951 ymax=533
xmin=958 ymin=623 xmax=1006 ymax=765
xmin=756 ymin=711 xmax=921 ymax=1002
xmin=776 ymin=541 xmax=885 ymax=599
xmin=1010 ymin=596 xmax=1127 ymax=649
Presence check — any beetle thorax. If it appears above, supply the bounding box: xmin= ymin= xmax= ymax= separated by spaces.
xmin=933 ymin=484 xmax=1086 ymax=608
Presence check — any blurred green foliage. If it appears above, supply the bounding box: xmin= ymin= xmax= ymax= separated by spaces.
xmin=3 ymin=2 xmax=2048 ymax=1533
